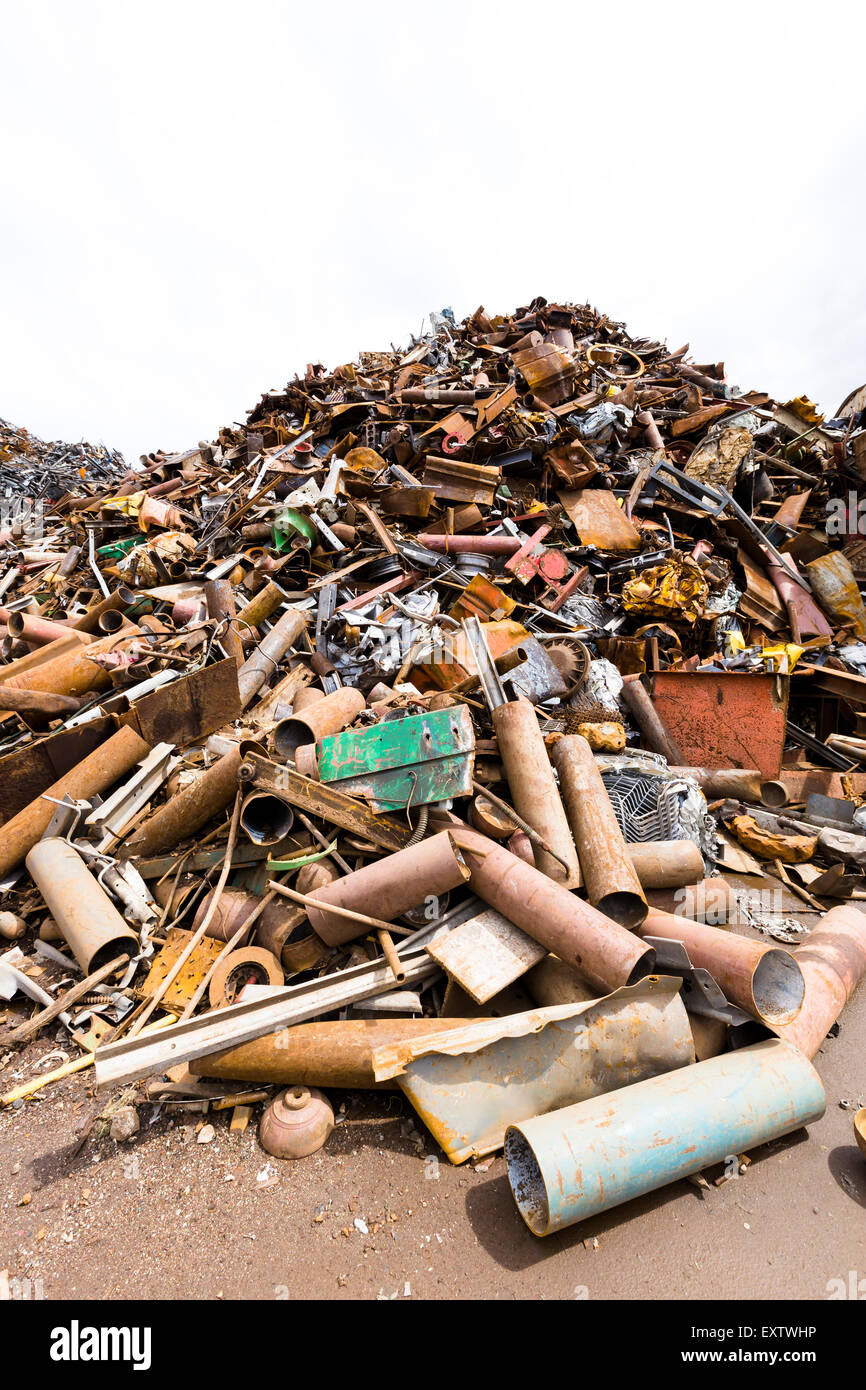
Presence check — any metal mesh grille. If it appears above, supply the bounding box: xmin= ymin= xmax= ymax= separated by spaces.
xmin=601 ymin=770 xmax=688 ymax=844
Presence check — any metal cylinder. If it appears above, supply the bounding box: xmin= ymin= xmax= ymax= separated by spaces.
xmin=239 ymin=791 xmax=295 ymax=846
xmin=552 ymin=735 xmax=646 ymax=927
xmin=272 ymin=686 xmax=366 ymax=762
xmin=306 ymin=832 xmax=471 ymax=946
xmin=415 ymin=533 xmax=523 ymax=555
xmin=526 ymin=955 xmax=597 ymax=1007
xmin=190 ymin=1018 xmax=481 ymax=1089
xmin=70 ymin=585 xmax=138 ymax=633
xmin=205 ymin=579 xmax=244 ymax=669
xmin=0 ymin=725 xmax=151 ymax=878
xmin=0 ymin=682 xmax=80 ymax=716
xmin=98 ymin=609 xmax=125 ymax=634
xmin=6 ymin=611 xmax=72 ymax=646
xmin=773 ymin=904 xmax=866 ymax=1058
xmin=625 ymin=839 xmax=705 ymax=889
xmin=505 ymin=1038 xmax=825 ymax=1236
xmin=25 ymin=838 xmax=139 ymax=973
xmin=191 ymin=888 xmax=259 ymax=943
xmin=646 ymin=878 xmax=741 ymax=923
xmin=235 ymin=581 xmax=289 ymax=631
xmin=291 ymin=685 xmax=325 ymax=713
xmin=670 ymin=767 xmax=763 ymax=802
xmin=122 ymin=747 xmax=241 ymax=858
xmin=492 ymin=699 xmax=580 ymax=887
xmin=639 ymin=909 xmax=805 ymax=1025
xmin=620 ymin=676 xmax=684 ymax=765
xmin=452 ymin=825 xmax=655 ymax=995
xmin=237 ymin=606 xmax=307 ymax=709
xmin=3 ymin=626 xmax=142 ymax=699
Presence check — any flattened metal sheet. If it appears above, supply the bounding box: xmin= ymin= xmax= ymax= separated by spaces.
xmin=558 ymin=488 xmax=641 ymax=552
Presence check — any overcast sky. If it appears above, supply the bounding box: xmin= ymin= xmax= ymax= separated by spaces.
xmin=2 ymin=1 xmax=864 ymax=462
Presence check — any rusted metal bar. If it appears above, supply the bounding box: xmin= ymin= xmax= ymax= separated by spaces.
xmin=448 ymin=823 xmax=655 ymax=995
xmin=639 ymin=909 xmax=804 ymax=1025
xmin=122 ymin=747 xmax=241 ymax=859
xmin=620 ymin=674 xmax=684 ymax=765
xmin=491 ymin=699 xmax=581 ymax=887
xmin=0 ymin=724 xmax=151 ymax=878
xmin=304 ymin=832 xmax=471 ymax=946
xmin=552 ymin=735 xmax=646 ymax=927
xmin=237 ymin=605 xmax=307 ymax=709
xmin=25 ymin=839 xmax=139 ymax=973
xmin=239 ymin=753 xmax=411 ymax=852
xmin=505 ymin=1039 xmax=825 ymax=1236
xmin=205 ymin=579 xmax=244 ymax=669
xmin=0 ymin=683 xmax=81 ymax=716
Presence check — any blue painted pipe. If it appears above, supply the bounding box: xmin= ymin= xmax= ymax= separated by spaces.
xmin=505 ymin=1038 xmax=825 ymax=1236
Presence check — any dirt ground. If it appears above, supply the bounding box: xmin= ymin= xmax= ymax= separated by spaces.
xmin=2 ymin=923 xmax=865 ymax=1303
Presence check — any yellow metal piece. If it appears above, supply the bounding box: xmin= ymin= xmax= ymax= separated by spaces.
xmin=138 ymin=928 xmax=226 ymax=1014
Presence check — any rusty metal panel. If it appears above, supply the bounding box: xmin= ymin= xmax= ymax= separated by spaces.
xmin=0 ymin=718 xmax=114 ymax=823
xmin=558 ymin=488 xmax=641 ymax=552
xmin=372 ymin=976 xmax=694 ymax=1163
xmin=649 ymin=671 xmax=790 ymax=778
xmin=119 ymin=657 xmax=241 ymax=747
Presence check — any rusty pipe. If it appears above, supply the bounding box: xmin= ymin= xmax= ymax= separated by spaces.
xmin=191 ymin=888 xmax=260 ymax=944
xmin=772 ymin=904 xmax=866 ymax=1058
xmin=205 ymin=579 xmax=244 ymax=669
xmin=70 ymin=585 xmax=139 ymax=633
xmin=235 ymin=581 xmax=288 ymax=631
xmin=639 ymin=910 xmax=804 ymax=1025
xmin=415 ymin=533 xmax=524 ymax=555
xmin=0 ymin=683 xmax=81 ymax=716
xmin=6 ymin=611 xmax=72 ymax=646
xmin=552 ymin=735 xmax=646 ymax=927
xmin=645 ymin=878 xmax=742 ymax=923
xmin=491 ymin=699 xmax=580 ymax=887
xmin=190 ymin=1019 xmax=484 ymax=1089
xmin=239 ymin=790 xmax=295 ymax=846
xmin=620 ymin=675 xmax=684 ymax=765
xmin=306 ymin=832 xmax=471 ymax=947
xmin=237 ymin=606 xmax=307 ymax=709
xmin=121 ymin=747 xmax=242 ymax=859
xmin=272 ymin=686 xmax=366 ymax=762
xmin=670 ymin=767 xmax=763 ymax=802
xmin=448 ymin=824 xmax=655 ymax=996
xmin=625 ymin=838 xmax=705 ymax=889
xmin=0 ymin=725 xmax=151 ymax=878
xmin=3 ymin=626 xmax=142 ymax=699
xmin=25 ymin=838 xmax=139 ymax=974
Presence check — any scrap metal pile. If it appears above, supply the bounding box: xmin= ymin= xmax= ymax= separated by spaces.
xmin=2 ymin=298 xmax=866 ymax=1235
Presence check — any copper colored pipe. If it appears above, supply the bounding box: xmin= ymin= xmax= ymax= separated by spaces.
xmin=552 ymin=735 xmax=646 ymax=928
xmin=449 ymin=824 xmax=655 ymax=996
xmin=645 ymin=879 xmax=741 ymax=923
xmin=620 ymin=675 xmax=684 ymax=765
xmin=772 ymin=905 xmax=866 ymax=1058
xmin=121 ymin=747 xmax=242 ymax=859
xmin=6 ymin=611 xmax=71 ymax=646
xmin=235 ymin=581 xmax=287 ymax=631
xmin=272 ymin=686 xmax=366 ymax=761
xmin=190 ymin=1019 xmax=484 ymax=1089
xmin=25 ymin=838 xmax=138 ymax=974
xmin=306 ymin=832 xmax=471 ymax=946
xmin=416 ymin=533 xmax=523 ymax=555
xmin=205 ymin=579 xmax=244 ymax=670
xmin=625 ymin=839 xmax=705 ymax=889
xmin=639 ymin=910 xmax=805 ymax=1026
xmin=0 ymin=724 xmax=151 ymax=878
xmin=0 ymin=683 xmax=81 ymax=716
xmin=71 ymin=586 xmax=138 ymax=633
xmin=491 ymin=699 xmax=580 ymax=887
xmin=3 ymin=626 xmax=142 ymax=699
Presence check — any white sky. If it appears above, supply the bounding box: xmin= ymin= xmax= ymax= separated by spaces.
xmin=2 ymin=0 xmax=864 ymax=462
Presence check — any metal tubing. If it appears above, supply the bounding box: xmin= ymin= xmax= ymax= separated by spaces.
xmin=205 ymin=579 xmax=244 ymax=669
xmin=670 ymin=767 xmax=763 ymax=802
xmin=492 ymin=699 xmax=581 ymax=887
xmin=25 ymin=838 xmax=139 ymax=974
xmin=6 ymin=611 xmax=72 ymax=646
xmin=191 ymin=888 xmax=259 ymax=943
xmin=306 ymin=832 xmax=471 ymax=946
xmin=0 ymin=725 xmax=151 ymax=878
xmin=3 ymin=626 xmax=142 ymax=699
xmin=773 ymin=904 xmax=866 ymax=1058
xmin=239 ymin=790 xmax=295 ymax=846
xmin=552 ymin=735 xmax=646 ymax=926
xmin=272 ymin=686 xmax=366 ymax=761
xmin=640 ymin=909 xmax=805 ymax=1025
xmin=190 ymin=1018 xmax=480 ymax=1089
xmin=645 ymin=878 xmax=741 ymax=922
xmin=620 ymin=675 xmax=684 ymax=765
xmin=451 ymin=825 xmax=655 ymax=995
xmin=0 ymin=683 xmax=80 ymax=716
xmin=415 ymin=533 xmax=523 ymax=555
xmin=235 ymin=581 xmax=288 ymax=631
xmin=237 ymin=606 xmax=307 ymax=709
xmin=625 ymin=839 xmax=705 ymax=889
xmin=70 ymin=586 xmax=138 ymax=633
xmin=505 ymin=1038 xmax=825 ymax=1236
xmin=122 ymin=747 xmax=242 ymax=858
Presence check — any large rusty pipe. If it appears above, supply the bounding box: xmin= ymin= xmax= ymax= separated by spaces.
xmin=0 ymin=725 xmax=151 ymax=878
xmin=772 ymin=904 xmax=866 ymax=1058
xmin=450 ymin=824 xmax=655 ymax=995
xmin=306 ymin=832 xmax=471 ymax=946
xmin=191 ymin=888 xmax=260 ymax=943
xmin=272 ymin=686 xmax=366 ymax=762
xmin=625 ymin=839 xmax=705 ymax=889
xmin=505 ymin=1039 xmax=825 ymax=1236
xmin=6 ymin=611 xmax=72 ymax=646
xmin=491 ymin=699 xmax=581 ymax=887
xmin=235 ymin=582 xmax=288 ymax=631
xmin=239 ymin=790 xmax=295 ymax=846
xmin=646 ymin=878 xmax=741 ymax=923
xmin=121 ymin=747 xmax=242 ymax=858
xmin=639 ymin=909 xmax=804 ymax=1025
xmin=190 ymin=1019 xmax=484 ymax=1089
xmin=70 ymin=585 xmax=139 ymax=633
xmin=3 ymin=626 xmax=142 ymax=699
xmin=670 ymin=767 xmax=763 ymax=802
xmin=620 ymin=675 xmax=684 ymax=765
xmin=552 ymin=735 xmax=646 ymax=927
xmin=0 ymin=683 xmax=81 ymax=716
xmin=237 ymin=606 xmax=307 ymax=709
xmin=25 ymin=838 xmax=139 ymax=973
xmin=205 ymin=579 xmax=244 ymax=669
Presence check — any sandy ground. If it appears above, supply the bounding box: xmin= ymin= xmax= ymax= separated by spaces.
xmin=2 ymin=933 xmax=865 ymax=1303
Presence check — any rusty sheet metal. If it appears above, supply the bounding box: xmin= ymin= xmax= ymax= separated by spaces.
xmin=118 ymin=656 xmax=241 ymax=747
xmin=648 ymin=671 xmax=790 ymax=778
xmin=0 ymin=717 xmax=114 ymax=822
xmin=139 ymin=926 xmax=229 ymax=1014
xmin=425 ymin=907 xmax=546 ymax=1003
xmin=558 ymin=488 xmax=641 ymax=552
xmin=421 ymin=456 xmax=501 ymax=506
xmin=315 ymin=705 xmax=475 ymax=812
xmin=371 ymin=975 xmax=694 ymax=1164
